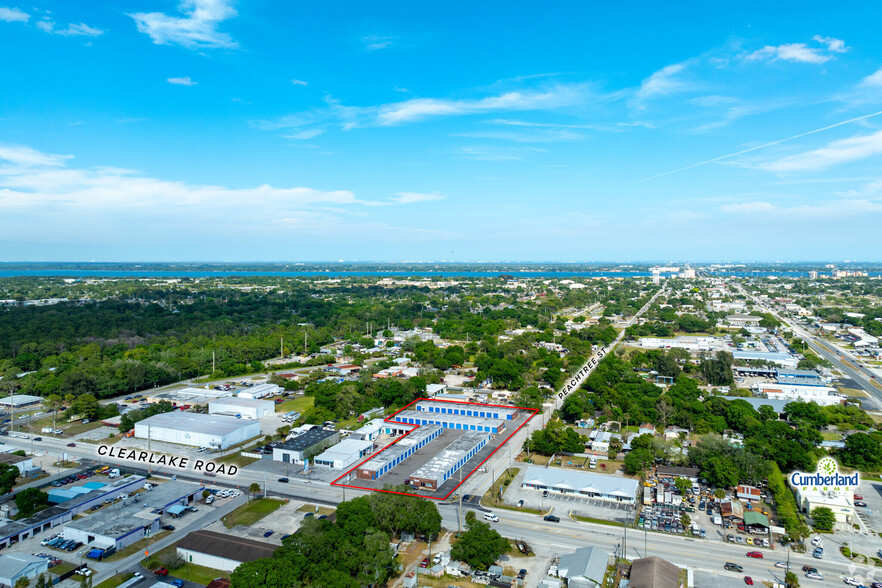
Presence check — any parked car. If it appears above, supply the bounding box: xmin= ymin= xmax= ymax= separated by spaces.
xmin=516 ymin=500 xmax=524 ymax=508
xmin=263 ymin=531 xmax=274 ymax=537
xmin=419 ymin=558 xmax=429 ymax=568
xmin=170 ymin=581 xmax=184 ymax=587
xmin=744 ymin=577 xmax=753 ymax=585
xmin=855 ymin=501 xmax=868 ymax=507
xmin=161 ymin=525 xmax=175 ymax=531
xmin=154 ymin=567 xmax=169 ymax=576
xmin=813 ymin=547 xmax=824 ymax=559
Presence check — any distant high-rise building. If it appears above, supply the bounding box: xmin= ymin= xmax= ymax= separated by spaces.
xmin=808 ymin=270 xmax=818 ymax=279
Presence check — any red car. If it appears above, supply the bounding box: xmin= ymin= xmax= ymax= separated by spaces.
xmin=854 ymin=494 xmax=863 ymax=500
xmin=746 ymin=551 xmax=763 ymax=559
xmin=744 ymin=577 xmax=754 ymax=585
xmin=153 ymin=568 xmax=169 ymax=576
xmin=419 ymin=558 xmax=429 ymax=568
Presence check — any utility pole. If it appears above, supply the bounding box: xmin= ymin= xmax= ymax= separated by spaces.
xmin=458 ymin=467 xmax=463 ymax=533
xmin=280 ymin=337 xmax=284 ymax=358
xmin=264 ymin=468 xmax=267 ymax=499
xmin=304 ymin=332 xmax=308 ymax=355
xmin=212 ymin=351 xmax=216 ymax=374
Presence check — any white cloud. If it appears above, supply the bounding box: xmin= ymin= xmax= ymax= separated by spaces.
xmin=0 ymin=145 xmax=71 ymax=167
xmin=759 ymin=130 xmax=882 ymax=172
xmin=36 ymin=18 xmax=103 ymax=36
xmin=167 ymin=77 xmax=197 ymax=86
xmin=637 ymin=62 xmax=692 ymax=99
xmin=255 ymin=83 xmax=590 ymax=132
xmin=0 ymin=6 xmax=28 ymax=22
xmin=362 ymin=34 xmax=395 ymax=51
xmin=721 ymin=201 xmax=776 ymax=214
xmin=813 ymin=35 xmax=848 ymax=53
xmin=284 ymin=129 xmax=324 ymax=140
xmin=721 ymin=199 xmax=882 ymax=220
xmin=130 ymin=0 xmax=238 ymax=49
xmin=454 ymin=129 xmax=583 ymax=143
xmin=291 ymin=79 xmax=308 ymax=86
xmin=745 ymin=37 xmax=846 ymax=65
xmin=389 ymin=192 xmax=444 ymax=204
xmin=860 ymin=67 xmax=882 ymax=87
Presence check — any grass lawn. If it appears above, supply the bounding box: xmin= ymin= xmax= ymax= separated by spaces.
xmin=50 ymin=561 xmax=77 ymax=576
xmin=821 ymin=432 xmax=842 ymax=440
xmin=62 ymin=420 xmax=104 ymax=437
xmin=223 ymin=498 xmax=286 ymax=528
xmin=215 ymin=452 xmax=260 ymax=468
xmin=572 ymin=513 xmax=631 ymax=527
xmin=145 ymin=545 xmax=229 ymax=585
xmin=103 ymin=531 xmax=171 ymax=562
xmin=839 ymin=387 xmax=869 ymax=398
xmin=94 ymin=572 xmax=136 ymax=588
xmin=275 ymin=396 xmax=314 ymax=413
xmin=296 ymin=503 xmax=336 ymax=516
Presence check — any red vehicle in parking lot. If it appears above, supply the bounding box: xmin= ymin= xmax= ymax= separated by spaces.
xmin=744 ymin=577 xmax=753 ymax=585
xmin=154 ymin=568 xmax=169 ymax=576
xmin=746 ymin=551 xmax=763 ymax=559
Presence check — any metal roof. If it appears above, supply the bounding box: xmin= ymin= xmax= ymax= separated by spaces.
xmin=277 ymin=428 xmax=338 ymax=452
xmin=136 ymin=412 xmax=259 ymax=436
xmin=176 ymin=530 xmax=275 ymax=563
xmin=523 ymin=466 xmax=639 ymax=498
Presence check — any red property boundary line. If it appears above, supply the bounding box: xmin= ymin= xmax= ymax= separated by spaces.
xmin=331 ymin=398 xmax=539 ymax=501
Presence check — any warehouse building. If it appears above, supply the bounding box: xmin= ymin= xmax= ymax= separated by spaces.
xmin=754 ymin=382 xmax=844 ymax=407
xmin=135 ymin=412 xmax=261 ymax=449
xmin=522 ymin=466 xmax=639 ymax=504
xmin=146 ymin=386 xmax=234 ymax=406
xmin=414 ymin=400 xmax=518 ymax=420
xmin=314 ymin=438 xmax=375 ymax=469
xmin=272 ymin=428 xmax=340 ymax=464
xmin=356 ymin=424 xmax=442 ymax=480
xmin=176 ymin=530 xmax=276 ymax=572
xmin=237 ymin=383 xmax=282 ymax=399
xmin=52 ymin=475 xmax=146 ymax=515
xmin=208 ymin=397 xmax=274 ymax=420
xmin=0 ymin=453 xmax=34 ymax=475
xmin=0 ymin=506 xmax=72 ymax=549
xmin=392 ymin=410 xmax=506 ymax=434
xmin=0 ymin=554 xmax=49 ymax=587
xmin=0 ymin=394 xmax=42 ymax=408
xmin=62 ymin=480 xmax=204 ymax=552
xmin=733 ymin=351 xmax=798 ymax=369
xmin=408 ymin=431 xmax=489 ymax=490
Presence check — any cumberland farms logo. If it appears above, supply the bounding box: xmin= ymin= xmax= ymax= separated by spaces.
xmin=790 ymin=457 xmax=859 ymax=492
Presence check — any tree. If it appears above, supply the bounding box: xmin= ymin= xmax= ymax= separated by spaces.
xmin=465 ymin=510 xmax=476 ymax=525
xmin=839 ymin=432 xmax=882 ymax=471
xmin=785 ymin=570 xmax=799 ymax=588
xmin=14 ymin=577 xmax=29 ymax=588
xmin=811 ymin=507 xmax=835 ymax=531
xmin=450 ymin=519 xmax=511 ymax=570
xmin=248 ymin=482 xmax=261 ymax=501
xmin=34 ymin=575 xmax=47 ymax=588
xmin=15 ymin=488 xmax=49 ymax=518
xmin=78 ymin=574 xmax=92 ymax=588
xmin=607 ymin=437 xmax=623 ymax=459
xmin=623 ymin=448 xmax=653 ymax=475
xmin=680 ymin=513 xmax=691 ymax=527
xmin=0 ymin=463 xmax=19 ymax=495
xmin=202 ymin=489 xmax=210 ymax=500
xmin=674 ymin=478 xmax=692 ymax=496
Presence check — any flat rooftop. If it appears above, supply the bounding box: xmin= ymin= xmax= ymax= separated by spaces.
xmin=410 ymin=431 xmax=488 ymax=481
xmin=136 ymin=412 xmax=257 ymax=436
xmin=208 ymin=397 xmax=274 ymax=409
xmin=359 ymin=424 xmax=442 ymax=471
xmin=414 ymin=400 xmax=519 ymax=418
xmin=315 ymin=439 xmax=373 ymax=462
xmin=393 ymin=409 xmax=504 ymax=430
xmin=277 ymin=428 xmax=338 ymax=452
xmin=0 ymin=394 xmax=42 ymax=406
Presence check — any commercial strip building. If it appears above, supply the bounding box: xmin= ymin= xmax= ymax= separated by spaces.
xmin=176 ymin=530 xmax=276 ymax=573
xmin=0 ymin=506 xmax=72 ymax=549
xmin=313 ymin=438 xmax=375 ymax=469
xmin=391 ymin=409 xmax=506 ymax=434
xmin=134 ymin=412 xmax=262 ymax=449
xmin=413 ymin=400 xmax=518 ymax=420
xmin=407 ymin=431 xmax=489 ymax=490
xmin=754 ymin=382 xmax=844 ymax=407
xmin=356 ymin=424 xmax=443 ymax=480
xmin=791 ymin=484 xmax=855 ymax=523
xmin=208 ymin=397 xmax=274 ymax=420
xmin=636 ymin=336 xmax=732 ymax=353
xmin=522 ymin=466 xmax=639 ymax=504
xmin=272 ymin=428 xmax=341 ymax=464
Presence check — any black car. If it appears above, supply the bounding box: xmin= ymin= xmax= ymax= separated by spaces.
xmin=724 ymin=563 xmax=743 ymax=573
xmin=518 ymin=569 xmax=527 ymax=579
xmin=277 ymin=477 xmax=289 ymax=483
xmin=161 ymin=525 xmax=175 ymax=531
xmin=543 ymin=515 xmax=560 ymax=523
xmin=34 ymin=437 xmax=42 ymax=441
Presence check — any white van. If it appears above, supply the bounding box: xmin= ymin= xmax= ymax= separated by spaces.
xmin=108 ymin=468 xmax=120 ymax=478
xmin=483 ymin=513 xmax=499 ymax=522
xmin=589 ymin=456 xmax=597 ymax=469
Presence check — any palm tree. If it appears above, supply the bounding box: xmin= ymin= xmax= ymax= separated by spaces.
xmin=249 ymin=482 xmax=261 ymax=502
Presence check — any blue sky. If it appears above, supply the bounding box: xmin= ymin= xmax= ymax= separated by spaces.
xmin=1 ymin=1 xmax=881 ymax=262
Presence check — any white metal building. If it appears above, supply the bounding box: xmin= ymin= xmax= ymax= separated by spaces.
xmin=755 ymin=382 xmax=844 ymax=407
xmin=0 ymin=554 xmax=49 ymax=587
xmin=237 ymin=383 xmax=282 ymax=399
xmin=208 ymin=397 xmax=274 ymax=420
xmin=313 ymin=438 xmax=375 ymax=469
xmin=176 ymin=530 xmax=275 ymax=572
xmin=134 ymin=412 xmax=261 ymax=449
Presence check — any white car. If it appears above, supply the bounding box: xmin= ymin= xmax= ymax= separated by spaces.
xmin=805 ymin=572 xmax=823 ymax=581
xmin=774 ymin=562 xmax=790 ymax=569
xmin=811 ymin=536 xmax=822 ymax=546
xmin=483 ymin=513 xmax=499 ymax=522
xmin=844 ymin=578 xmax=860 ymax=586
